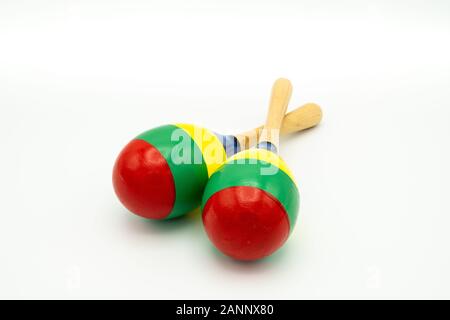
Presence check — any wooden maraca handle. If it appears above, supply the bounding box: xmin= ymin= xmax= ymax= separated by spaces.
xmin=235 ymin=102 xmax=322 ymax=149
xmin=276 ymin=102 xmax=322 ymax=135
xmin=258 ymin=78 xmax=293 ymax=147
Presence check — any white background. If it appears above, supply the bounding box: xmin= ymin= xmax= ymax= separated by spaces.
xmin=1 ymin=0 xmax=449 ymax=299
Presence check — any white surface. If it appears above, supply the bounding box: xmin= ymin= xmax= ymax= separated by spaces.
xmin=1 ymin=0 xmax=449 ymax=299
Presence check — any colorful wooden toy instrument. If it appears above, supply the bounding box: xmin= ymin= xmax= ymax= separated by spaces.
xmin=202 ymin=78 xmax=314 ymax=261
xmin=113 ymin=82 xmax=321 ymax=222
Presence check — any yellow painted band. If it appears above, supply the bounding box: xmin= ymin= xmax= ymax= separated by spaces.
xmin=226 ymin=148 xmax=297 ymax=184
xmin=175 ymin=123 xmax=227 ymax=177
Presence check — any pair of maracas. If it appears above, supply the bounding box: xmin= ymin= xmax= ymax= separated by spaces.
xmin=113 ymin=79 xmax=322 ymax=260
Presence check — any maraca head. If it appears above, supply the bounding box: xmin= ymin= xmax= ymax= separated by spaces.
xmin=113 ymin=124 xmax=228 ymax=219
xmin=201 ymin=148 xmax=299 ymax=261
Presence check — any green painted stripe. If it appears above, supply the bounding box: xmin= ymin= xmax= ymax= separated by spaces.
xmin=173 ymin=124 xmax=228 ymax=176
xmin=136 ymin=124 xmax=209 ymax=219
xmin=201 ymin=159 xmax=300 ymax=229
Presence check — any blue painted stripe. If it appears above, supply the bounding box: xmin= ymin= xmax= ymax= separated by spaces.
xmin=214 ymin=132 xmax=241 ymax=157
xmin=256 ymin=141 xmax=278 ymax=154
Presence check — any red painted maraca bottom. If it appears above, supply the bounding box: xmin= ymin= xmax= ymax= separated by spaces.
xmin=113 ymin=139 xmax=175 ymax=219
xmin=202 ymin=186 xmax=290 ymax=261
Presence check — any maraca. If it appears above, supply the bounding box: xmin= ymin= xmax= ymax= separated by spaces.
xmin=113 ymin=85 xmax=321 ymax=220
xmin=202 ymin=78 xmax=315 ymax=260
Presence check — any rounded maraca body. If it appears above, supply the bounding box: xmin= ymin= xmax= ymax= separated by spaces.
xmin=113 ymin=124 xmax=234 ymax=219
xmin=201 ymin=148 xmax=299 ymax=261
